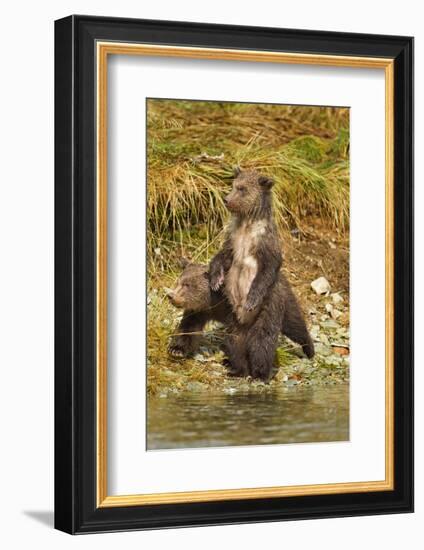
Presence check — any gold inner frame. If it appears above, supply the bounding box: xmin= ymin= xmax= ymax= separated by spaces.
xmin=96 ymin=42 xmax=395 ymax=508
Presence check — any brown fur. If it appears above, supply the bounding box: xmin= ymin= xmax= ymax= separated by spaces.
xmin=210 ymin=169 xmax=314 ymax=381
xmin=166 ymin=260 xmax=233 ymax=357
xmin=168 ymin=261 xmax=314 ymax=362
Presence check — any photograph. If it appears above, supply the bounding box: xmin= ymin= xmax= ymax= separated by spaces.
xmin=146 ymin=98 xmax=350 ymax=450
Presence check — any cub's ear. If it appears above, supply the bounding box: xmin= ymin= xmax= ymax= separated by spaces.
xmin=179 ymin=257 xmax=191 ymax=269
xmin=233 ymin=165 xmax=242 ymax=177
xmin=258 ymin=175 xmax=274 ymax=190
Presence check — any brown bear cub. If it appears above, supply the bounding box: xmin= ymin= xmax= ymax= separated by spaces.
xmin=167 ymin=260 xmax=314 ymax=367
xmin=209 ymin=168 xmax=314 ymax=381
xmin=166 ymin=260 xmax=233 ymax=357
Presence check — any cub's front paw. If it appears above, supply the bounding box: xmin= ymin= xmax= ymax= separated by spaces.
xmin=209 ymin=267 xmax=224 ymax=291
xmin=244 ymin=294 xmax=259 ymax=311
xmin=168 ymin=343 xmax=187 ymax=358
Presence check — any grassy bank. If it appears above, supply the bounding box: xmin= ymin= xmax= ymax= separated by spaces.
xmin=146 ymin=99 xmax=350 ymax=395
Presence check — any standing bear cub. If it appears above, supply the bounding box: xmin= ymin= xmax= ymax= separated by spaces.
xmin=209 ymin=168 xmax=314 ymax=381
xmin=167 ymin=260 xmax=314 ymax=368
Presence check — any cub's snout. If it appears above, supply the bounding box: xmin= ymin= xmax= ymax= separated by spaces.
xmin=166 ymin=262 xmax=213 ymax=313
xmin=165 ymin=286 xmax=184 ymax=308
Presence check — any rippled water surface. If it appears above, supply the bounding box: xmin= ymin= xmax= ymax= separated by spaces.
xmin=147 ymin=385 xmax=349 ymax=450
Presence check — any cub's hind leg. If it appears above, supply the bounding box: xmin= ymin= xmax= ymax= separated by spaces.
xmin=246 ymin=300 xmax=283 ymax=382
xmin=223 ymin=329 xmax=249 ymax=377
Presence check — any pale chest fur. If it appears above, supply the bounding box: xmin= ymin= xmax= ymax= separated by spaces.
xmin=226 ymin=220 xmax=267 ymax=324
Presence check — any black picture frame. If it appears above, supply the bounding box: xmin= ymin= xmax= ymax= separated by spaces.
xmin=55 ymin=15 xmax=414 ymax=534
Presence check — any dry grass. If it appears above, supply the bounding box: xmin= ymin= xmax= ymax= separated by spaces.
xmin=147 ymin=99 xmax=349 ymax=277
xmin=146 ymin=99 xmax=350 ymax=394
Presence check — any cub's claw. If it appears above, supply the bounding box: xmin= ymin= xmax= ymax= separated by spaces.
xmin=211 ymin=280 xmax=222 ymax=292
xmin=168 ymin=345 xmax=186 ymax=358
xmin=210 ymin=271 xmax=224 ymax=291
xmin=209 ymin=262 xmax=225 ymax=291
xmin=244 ymin=296 xmax=258 ymax=311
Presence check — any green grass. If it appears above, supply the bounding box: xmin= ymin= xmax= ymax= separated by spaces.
xmin=147 ymin=99 xmax=349 ymax=276
xmin=147 ymin=288 xmax=230 ymax=395
xmin=146 ymin=99 xmax=350 ymax=394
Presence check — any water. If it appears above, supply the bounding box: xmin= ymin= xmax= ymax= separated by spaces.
xmin=147 ymin=385 xmax=349 ymax=450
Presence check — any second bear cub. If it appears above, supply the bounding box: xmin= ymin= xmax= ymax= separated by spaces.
xmin=210 ymin=168 xmax=313 ymax=381
xmin=168 ymin=261 xmax=314 ymax=365
xmin=166 ymin=260 xmax=233 ymax=357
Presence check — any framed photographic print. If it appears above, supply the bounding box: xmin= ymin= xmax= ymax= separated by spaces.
xmin=54 ymin=15 xmax=414 ymax=534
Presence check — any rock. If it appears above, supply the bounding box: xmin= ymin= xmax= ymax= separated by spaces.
xmin=328 ymin=241 xmax=336 ymax=250
xmin=311 ymin=276 xmax=331 ymax=295
xmin=319 ymin=333 xmax=330 ymax=345
xmin=331 ymin=309 xmax=342 ymax=320
xmin=186 ymin=382 xmax=207 ymax=392
xmin=332 ymin=292 xmax=344 ymax=305
xmin=332 ymin=345 xmax=350 ymax=356
xmin=320 ymin=319 xmax=339 ymax=329
xmin=325 ymin=356 xmax=342 ymax=367
xmin=315 ymin=343 xmax=332 ymax=356
xmin=326 ymin=303 xmax=342 ymax=320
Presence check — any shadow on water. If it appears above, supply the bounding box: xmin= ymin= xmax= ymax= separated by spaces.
xmin=147 ymin=385 xmax=349 ymax=450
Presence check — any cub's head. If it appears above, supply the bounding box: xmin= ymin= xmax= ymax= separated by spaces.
xmin=166 ymin=259 xmax=211 ymax=312
xmin=224 ymin=168 xmax=274 ymax=218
